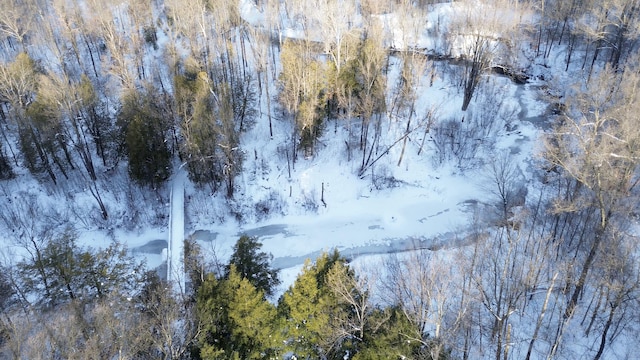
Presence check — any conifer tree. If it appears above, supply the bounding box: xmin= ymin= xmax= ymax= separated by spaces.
xmin=178 ymin=65 xmax=245 ymax=197
xmin=225 ymin=266 xmax=280 ymax=359
xmin=119 ymin=86 xmax=171 ymax=188
xmin=353 ymin=307 xmax=423 ymax=360
xmin=197 ymin=267 xmax=280 ymax=359
xmin=225 ymin=235 xmax=280 ymax=298
xmin=278 ymin=251 xmax=348 ymax=359
xmin=196 ymin=274 xmax=228 ymax=359
xmin=15 ymin=226 xmax=144 ymax=307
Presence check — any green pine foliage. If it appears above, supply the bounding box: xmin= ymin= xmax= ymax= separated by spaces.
xmin=16 ymin=226 xmax=145 ymax=307
xmin=278 ymin=250 xmax=350 ymax=359
xmin=119 ymin=86 xmax=171 ymax=188
xmin=353 ymin=307 xmax=422 ymax=360
xmin=175 ymin=67 xmax=221 ymax=187
xmin=279 ymin=258 xmax=331 ymax=358
xmin=175 ymin=64 xmax=245 ymax=197
xmin=194 ymin=248 xmax=447 ymax=360
xmin=197 ymin=267 xmax=281 ymax=360
xmin=225 ymin=266 xmax=281 ymax=359
xmin=196 ymin=273 xmax=229 ymax=359
xmin=225 ymin=235 xmax=280 ymax=298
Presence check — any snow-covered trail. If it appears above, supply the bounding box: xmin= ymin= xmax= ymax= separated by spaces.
xmin=167 ymin=167 xmax=187 ymax=293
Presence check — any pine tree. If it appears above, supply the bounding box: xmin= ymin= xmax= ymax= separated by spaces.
xmin=278 ymin=251 xmax=347 ymax=359
xmin=353 ymin=307 xmax=422 ymax=360
xmin=196 ymin=267 xmax=281 ymax=359
xmin=177 ymin=66 xmax=245 ymax=197
xmin=15 ymin=226 xmax=144 ymax=307
xmin=119 ymin=86 xmax=171 ymax=188
xmin=196 ymin=273 xmax=228 ymax=359
xmin=226 ymin=266 xmax=280 ymax=359
xmin=225 ymin=235 xmax=280 ymax=298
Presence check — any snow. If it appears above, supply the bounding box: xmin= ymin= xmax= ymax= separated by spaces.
xmin=167 ymin=166 xmax=187 ymax=293
xmin=0 ymin=0 xmax=530 ymax=306
xmin=55 ymin=0 xmax=553 ymax=298
xmin=176 ymin=71 xmax=546 ymax=299
xmin=3 ymin=0 xmax=636 ymax=357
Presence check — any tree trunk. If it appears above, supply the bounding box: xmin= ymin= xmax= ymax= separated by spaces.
xmin=564 ymin=221 xmax=606 ymax=319
xmin=593 ymin=295 xmax=621 ymax=360
xmin=525 ymin=273 xmax=557 ymax=360
xmin=397 ymin=104 xmax=413 ymax=166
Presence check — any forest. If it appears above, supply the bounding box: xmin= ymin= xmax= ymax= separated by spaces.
xmin=0 ymin=0 xmax=640 ymax=359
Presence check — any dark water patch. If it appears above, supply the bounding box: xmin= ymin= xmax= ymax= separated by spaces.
xmin=239 ymin=224 xmax=294 ymax=238
xmin=271 ymin=231 xmax=466 ymax=270
xmin=131 ymin=239 xmax=167 ymax=254
xmin=191 ymin=229 xmax=218 ymax=242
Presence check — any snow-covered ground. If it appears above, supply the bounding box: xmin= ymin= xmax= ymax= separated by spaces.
xmin=0 ymin=0 xmax=551 ymax=301
xmin=130 ymin=70 xmax=547 ymax=300
xmin=4 ymin=0 xmax=637 ymax=358
xmin=94 ymin=0 xmax=554 ymax=297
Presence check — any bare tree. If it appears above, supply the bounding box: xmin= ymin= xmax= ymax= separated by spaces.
xmin=0 ymin=195 xmax=65 ymax=306
xmin=544 ymin=66 xmax=640 ymax=319
xmin=449 ymin=0 xmax=528 ymax=111
xmin=34 ymin=73 xmax=109 ymax=219
xmin=380 ymin=249 xmax=464 ymax=360
xmin=84 ymin=0 xmax=137 ymax=91
xmin=326 ymin=260 xmax=371 ymax=344
xmin=480 ymin=149 xmax=526 ymax=225
xmin=314 ymin=0 xmax=360 ymax=74
xmin=246 ymin=26 xmax=275 ymax=137
xmin=587 ymin=227 xmax=640 ymax=360
xmin=392 ymin=51 xmax=429 ymax=167
xmin=0 ymin=0 xmax=35 ymax=53
xmin=354 ymin=28 xmax=387 ymax=175
xmin=574 ymin=0 xmax=640 ymax=77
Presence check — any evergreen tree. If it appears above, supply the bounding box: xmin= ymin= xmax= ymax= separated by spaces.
xmin=225 ymin=235 xmax=280 ymax=298
xmin=353 ymin=307 xmax=422 ymax=360
xmin=278 ymin=250 xmax=348 ymax=359
xmin=177 ymin=65 xmax=245 ymax=197
xmin=225 ymin=266 xmax=280 ymax=359
xmin=196 ymin=267 xmax=280 ymax=359
xmin=196 ymin=273 xmax=228 ymax=359
xmin=16 ymin=226 xmax=144 ymax=307
xmin=119 ymin=86 xmax=171 ymax=188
